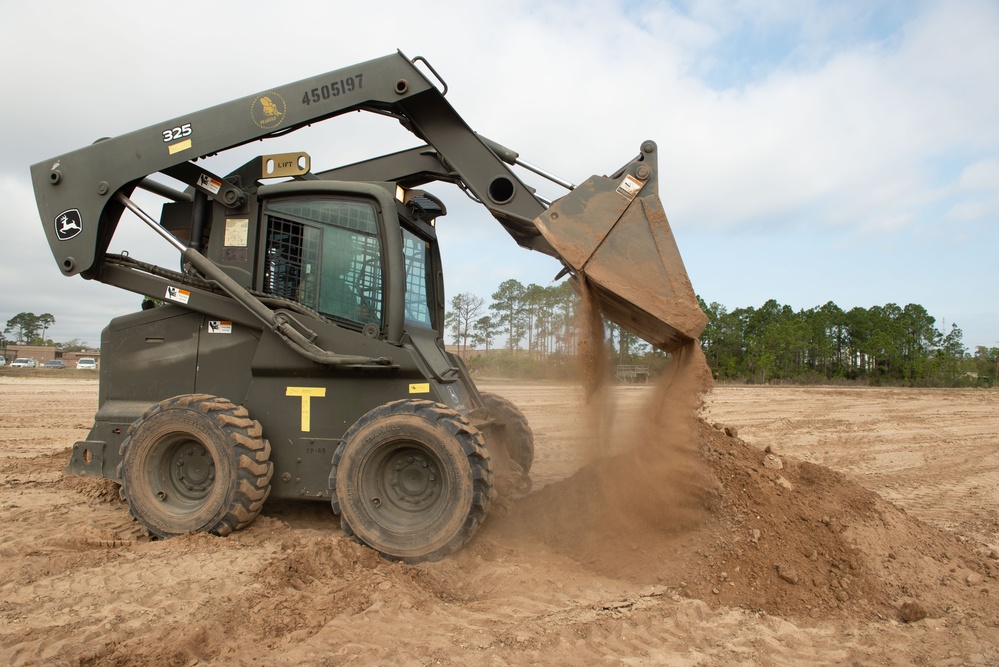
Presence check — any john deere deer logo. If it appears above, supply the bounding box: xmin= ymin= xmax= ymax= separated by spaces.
xmin=55 ymin=209 xmax=83 ymax=241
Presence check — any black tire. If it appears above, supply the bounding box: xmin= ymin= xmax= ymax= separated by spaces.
xmin=331 ymin=399 xmax=493 ymax=563
xmin=118 ymin=394 xmax=273 ymax=538
xmin=480 ymin=392 xmax=535 ymax=475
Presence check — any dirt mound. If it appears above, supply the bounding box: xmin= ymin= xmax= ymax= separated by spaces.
xmin=495 ymin=414 xmax=998 ymax=621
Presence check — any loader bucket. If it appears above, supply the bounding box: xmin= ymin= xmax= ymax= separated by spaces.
xmin=534 ymin=141 xmax=707 ymax=352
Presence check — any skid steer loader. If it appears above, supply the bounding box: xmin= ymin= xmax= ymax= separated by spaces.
xmin=31 ymin=51 xmax=706 ymax=563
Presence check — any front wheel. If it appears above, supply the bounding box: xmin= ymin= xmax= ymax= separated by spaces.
xmin=118 ymin=394 xmax=273 ymax=538
xmin=331 ymin=399 xmax=493 ymax=563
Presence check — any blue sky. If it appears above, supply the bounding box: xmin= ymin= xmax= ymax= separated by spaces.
xmin=1 ymin=0 xmax=996 ymax=350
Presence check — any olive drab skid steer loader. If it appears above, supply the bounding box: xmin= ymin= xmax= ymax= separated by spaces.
xmin=31 ymin=51 xmax=706 ymax=563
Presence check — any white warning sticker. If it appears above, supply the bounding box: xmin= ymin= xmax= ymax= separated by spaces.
xmin=208 ymin=321 xmax=232 ymax=334
xmin=197 ymin=173 xmax=222 ymax=194
xmin=224 ymin=218 xmax=249 ymax=247
xmin=165 ymin=286 xmax=191 ymax=304
xmin=616 ymin=174 xmax=644 ymax=200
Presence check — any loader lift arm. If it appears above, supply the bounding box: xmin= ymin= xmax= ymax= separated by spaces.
xmin=31 ymin=51 xmax=552 ymax=278
xmin=31 ymin=51 xmax=706 ymax=352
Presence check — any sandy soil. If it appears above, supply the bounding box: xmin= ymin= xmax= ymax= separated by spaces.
xmin=1 ymin=376 xmax=998 ymax=666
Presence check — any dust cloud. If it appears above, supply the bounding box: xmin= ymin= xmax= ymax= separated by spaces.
xmin=494 ymin=277 xmax=718 ymax=573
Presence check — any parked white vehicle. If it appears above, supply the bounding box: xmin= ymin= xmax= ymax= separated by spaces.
xmin=10 ymin=358 xmax=36 ymax=368
xmin=76 ymin=358 xmax=98 ymax=370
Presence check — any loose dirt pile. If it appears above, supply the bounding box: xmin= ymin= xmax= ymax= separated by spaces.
xmin=498 ymin=411 xmax=999 ymax=621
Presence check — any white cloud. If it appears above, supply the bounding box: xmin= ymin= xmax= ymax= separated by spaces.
xmin=957 ymin=159 xmax=999 ymax=192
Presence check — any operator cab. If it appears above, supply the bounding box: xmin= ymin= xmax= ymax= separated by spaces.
xmin=159 ymin=158 xmax=455 ymax=374
xmin=255 ymin=183 xmax=447 ymax=343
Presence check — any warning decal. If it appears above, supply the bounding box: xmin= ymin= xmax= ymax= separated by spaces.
xmin=616 ymin=174 xmax=645 ymax=200
xmin=165 ymin=286 xmax=191 ymax=304
xmin=208 ymin=321 xmax=232 ymax=334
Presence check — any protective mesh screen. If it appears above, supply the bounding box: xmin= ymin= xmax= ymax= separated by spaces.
xmin=263 ymin=200 xmax=382 ymax=326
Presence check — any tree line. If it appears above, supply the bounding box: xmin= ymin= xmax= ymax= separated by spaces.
xmin=446 ymin=280 xmax=580 ymax=359
xmin=3 ymin=312 xmax=57 ymax=345
xmin=698 ymin=298 xmax=993 ymax=386
xmin=7 ymin=294 xmax=994 ymax=386
xmin=2 ymin=312 xmax=91 ymax=351
xmin=445 ymin=281 xmax=997 ymax=387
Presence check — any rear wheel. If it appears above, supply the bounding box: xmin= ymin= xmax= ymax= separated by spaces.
xmin=480 ymin=392 xmax=535 ymax=475
xmin=331 ymin=399 xmax=493 ymax=563
xmin=118 ymin=394 xmax=273 ymax=538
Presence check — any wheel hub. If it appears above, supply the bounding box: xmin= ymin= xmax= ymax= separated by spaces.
xmin=389 ymin=451 xmax=439 ymax=506
xmin=169 ymin=443 xmax=215 ymax=498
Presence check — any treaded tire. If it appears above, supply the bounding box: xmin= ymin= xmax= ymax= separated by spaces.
xmin=118 ymin=394 xmax=273 ymax=538
xmin=480 ymin=392 xmax=535 ymax=475
xmin=331 ymin=399 xmax=493 ymax=563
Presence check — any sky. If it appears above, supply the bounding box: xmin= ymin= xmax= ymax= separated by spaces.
xmin=1 ymin=0 xmax=997 ymax=351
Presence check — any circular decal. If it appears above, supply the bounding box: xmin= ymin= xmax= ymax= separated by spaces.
xmin=250 ymin=92 xmax=286 ymax=130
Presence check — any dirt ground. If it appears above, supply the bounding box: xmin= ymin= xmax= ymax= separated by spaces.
xmin=2 ymin=376 xmax=998 ymax=666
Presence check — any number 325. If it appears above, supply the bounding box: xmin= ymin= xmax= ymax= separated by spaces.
xmin=162 ymin=123 xmax=193 ymax=142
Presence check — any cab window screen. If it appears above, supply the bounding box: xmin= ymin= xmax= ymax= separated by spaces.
xmin=264 ymin=200 xmax=382 ymax=327
xmin=402 ymin=228 xmax=433 ymax=327
xmin=263 ymin=218 xmax=319 ymax=306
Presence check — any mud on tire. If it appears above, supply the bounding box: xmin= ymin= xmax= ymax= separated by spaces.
xmin=331 ymin=399 xmax=493 ymax=563
xmin=118 ymin=394 xmax=273 ymax=538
